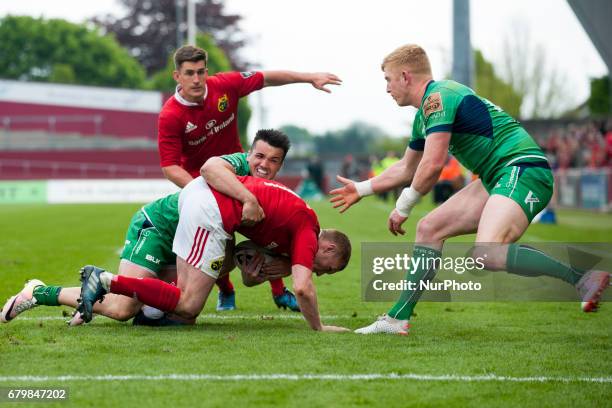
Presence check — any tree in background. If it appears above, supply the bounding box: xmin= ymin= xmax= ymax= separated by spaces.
xmin=588 ymin=75 xmax=610 ymax=115
xmin=93 ymin=0 xmax=246 ymax=76
xmin=499 ymin=23 xmax=574 ymax=119
xmin=371 ymin=135 xmax=410 ymax=156
xmin=279 ymin=125 xmax=315 ymax=157
xmin=473 ymin=50 xmax=522 ymax=118
xmin=0 ymin=16 xmax=145 ymax=88
xmin=316 ymin=122 xmax=372 ymax=156
xmin=313 ymin=122 xmax=389 ymax=156
xmin=280 ymin=121 xmax=408 ymax=157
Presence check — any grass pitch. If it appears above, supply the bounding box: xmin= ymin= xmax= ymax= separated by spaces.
xmin=0 ymin=198 xmax=611 ymax=407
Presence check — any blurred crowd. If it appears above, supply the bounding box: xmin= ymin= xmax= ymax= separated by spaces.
xmin=540 ymin=120 xmax=612 ymax=169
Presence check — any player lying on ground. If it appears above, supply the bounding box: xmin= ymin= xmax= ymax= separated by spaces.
xmin=330 ymin=44 xmax=610 ymax=335
xmin=3 ymin=176 xmax=352 ymax=332
xmin=1 ymin=130 xmax=304 ymax=325
xmin=76 ymin=175 xmax=351 ymax=332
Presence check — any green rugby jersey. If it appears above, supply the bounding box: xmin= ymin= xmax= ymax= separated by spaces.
xmin=141 ymin=152 xmax=250 ymax=232
xmin=409 ymin=80 xmax=547 ymax=184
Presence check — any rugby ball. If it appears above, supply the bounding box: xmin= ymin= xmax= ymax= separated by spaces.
xmin=233 ymin=240 xmax=275 ymax=268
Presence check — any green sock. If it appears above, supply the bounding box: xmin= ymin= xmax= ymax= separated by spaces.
xmin=32 ymin=285 xmax=62 ymax=306
xmin=506 ymin=244 xmax=584 ymax=285
xmin=387 ymin=245 xmax=441 ymax=321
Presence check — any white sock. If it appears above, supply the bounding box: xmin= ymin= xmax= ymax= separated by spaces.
xmin=99 ymin=272 xmax=113 ymax=291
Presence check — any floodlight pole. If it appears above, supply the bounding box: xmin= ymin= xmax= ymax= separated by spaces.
xmin=187 ymin=0 xmax=197 ymax=46
xmin=452 ymin=0 xmax=473 ymax=88
xmin=176 ymin=0 xmax=185 ymax=48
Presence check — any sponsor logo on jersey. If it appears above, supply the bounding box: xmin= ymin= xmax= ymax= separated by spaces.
xmin=423 ymin=92 xmax=443 ymax=117
xmin=240 ymin=71 xmax=255 ymax=78
xmin=429 ymin=110 xmax=446 ymax=120
xmin=185 ymin=121 xmax=198 ymax=133
xmin=210 ymin=256 xmax=225 ymax=272
xmin=187 ymin=135 xmax=207 ymax=146
xmin=145 ymin=254 xmax=161 ymax=264
xmin=205 ymin=119 xmax=216 ymax=130
xmin=206 ymin=113 xmax=235 ymax=136
xmin=217 ymin=94 xmax=229 ymax=112
xmin=524 ymin=190 xmax=540 ymax=213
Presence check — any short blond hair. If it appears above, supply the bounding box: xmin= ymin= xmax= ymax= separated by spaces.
xmin=381 ymin=44 xmax=432 ymax=75
xmin=320 ymin=229 xmax=352 ymax=271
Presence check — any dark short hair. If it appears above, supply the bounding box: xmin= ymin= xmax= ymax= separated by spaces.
xmin=251 ymin=129 xmax=291 ymax=161
xmin=174 ymin=45 xmax=208 ymax=70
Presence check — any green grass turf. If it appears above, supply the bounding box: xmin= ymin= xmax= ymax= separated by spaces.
xmin=0 ymin=198 xmax=611 ymax=407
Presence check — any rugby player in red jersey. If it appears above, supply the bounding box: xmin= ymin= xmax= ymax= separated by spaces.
xmin=158 ymin=45 xmax=342 ymax=311
xmin=74 ymin=176 xmax=352 ymax=332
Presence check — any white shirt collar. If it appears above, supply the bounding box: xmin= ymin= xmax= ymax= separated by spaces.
xmin=174 ymin=84 xmax=207 ymax=106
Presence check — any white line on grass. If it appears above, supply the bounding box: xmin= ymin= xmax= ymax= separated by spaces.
xmin=13 ymin=314 xmax=342 ymax=321
xmin=0 ymin=373 xmax=610 ymax=384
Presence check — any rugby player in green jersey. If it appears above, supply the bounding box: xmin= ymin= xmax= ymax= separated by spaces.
xmin=1 ymin=130 xmax=300 ymax=325
xmin=330 ymin=44 xmax=610 ymax=335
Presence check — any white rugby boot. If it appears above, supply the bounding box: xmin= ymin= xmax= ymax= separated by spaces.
xmin=1 ymin=279 xmax=45 ymax=323
xmin=354 ymin=314 xmax=410 ymax=335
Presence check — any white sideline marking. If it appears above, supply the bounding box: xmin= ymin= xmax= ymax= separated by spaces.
xmin=13 ymin=314 xmax=341 ymax=321
xmin=0 ymin=373 xmax=610 ymax=384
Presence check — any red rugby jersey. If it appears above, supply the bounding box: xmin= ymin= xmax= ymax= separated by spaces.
xmin=158 ymin=71 xmax=264 ymax=177
xmin=211 ymin=176 xmax=320 ymax=270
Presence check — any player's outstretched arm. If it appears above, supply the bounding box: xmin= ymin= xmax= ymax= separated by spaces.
xmin=407 ymin=133 xmax=450 ymax=195
xmin=387 ymin=133 xmax=450 ymax=235
xmin=292 ymin=265 xmax=349 ymax=332
xmin=201 ymin=157 xmax=264 ymax=226
xmin=262 ymin=71 xmax=342 ymax=93
xmin=376 ymin=149 xmax=422 ymax=191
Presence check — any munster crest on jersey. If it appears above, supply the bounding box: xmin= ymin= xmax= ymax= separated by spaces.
xmin=218 ymin=94 xmax=229 ymax=112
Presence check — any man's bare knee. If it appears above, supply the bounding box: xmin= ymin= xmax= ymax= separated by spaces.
xmin=416 ymin=217 xmax=442 ymax=242
xmin=173 ymin=305 xmax=200 ymax=320
xmin=105 ymin=297 xmax=141 ymax=321
xmin=174 ymin=294 xmax=204 ymax=319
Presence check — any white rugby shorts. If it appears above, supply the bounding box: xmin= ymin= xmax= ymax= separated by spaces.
xmin=173 ymin=177 xmax=232 ymax=279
